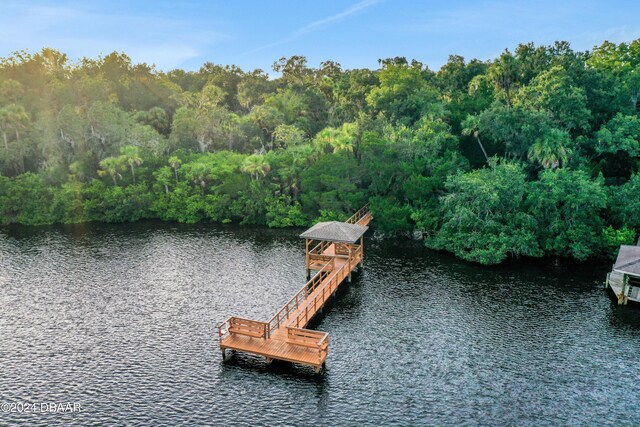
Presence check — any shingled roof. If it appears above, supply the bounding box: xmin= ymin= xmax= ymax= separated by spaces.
xmin=613 ymin=245 xmax=640 ymax=276
xmin=299 ymin=221 xmax=368 ymax=244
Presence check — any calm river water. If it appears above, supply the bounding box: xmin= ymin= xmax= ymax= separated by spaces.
xmin=1 ymin=222 xmax=639 ymax=426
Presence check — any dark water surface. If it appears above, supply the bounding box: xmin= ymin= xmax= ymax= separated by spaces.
xmin=1 ymin=222 xmax=639 ymax=426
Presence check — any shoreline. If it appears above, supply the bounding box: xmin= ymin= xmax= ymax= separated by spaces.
xmin=0 ymin=217 xmax=614 ymax=271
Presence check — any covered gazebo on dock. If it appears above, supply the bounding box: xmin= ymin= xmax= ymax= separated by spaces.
xmin=300 ymin=221 xmax=368 ymax=279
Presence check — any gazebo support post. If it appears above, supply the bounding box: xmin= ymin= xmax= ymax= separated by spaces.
xmin=348 ymin=245 xmax=352 ymax=282
xmin=306 ymin=239 xmax=311 ymax=280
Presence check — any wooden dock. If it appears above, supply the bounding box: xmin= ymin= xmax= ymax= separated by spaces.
xmin=217 ymin=205 xmax=372 ymax=372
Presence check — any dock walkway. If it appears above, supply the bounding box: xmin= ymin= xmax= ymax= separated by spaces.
xmin=217 ymin=205 xmax=372 ymax=372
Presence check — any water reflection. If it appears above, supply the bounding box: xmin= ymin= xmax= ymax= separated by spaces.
xmin=1 ymin=221 xmax=640 ymax=426
xmin=608 ymin=303 xmax=640 ymax=329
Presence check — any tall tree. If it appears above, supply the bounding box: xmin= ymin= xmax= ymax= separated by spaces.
xmin=516 ymin=66 xmax=591 ymax=132
xmin=120 ymin=145 xmax=143 ymax=184
xmin=367 ymin=59 xmax=441 ymax=125
xmin=168 ymin=156 xmax=182 ymax=183
xmin=488 ymin=50 xmax=520 ymax=107
xmin=461 ymin=114 xmax=489 ymax=163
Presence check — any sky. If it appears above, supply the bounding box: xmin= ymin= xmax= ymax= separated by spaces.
xmin=1 ymin=0 xmax=639 ymax=73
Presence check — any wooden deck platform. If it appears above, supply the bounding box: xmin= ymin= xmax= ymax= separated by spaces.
xmin=217 ymin=205 xmax=372 ymax=372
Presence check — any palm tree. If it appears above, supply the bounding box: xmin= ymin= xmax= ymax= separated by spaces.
xmin=0 ymin=107 xmax=9 ymax=151
xmin=314 ymin=126 xmax=354 ymax=155
xmin=279 ymin=144 xmax=315 ymax=200
xmin=168 ymin=156 xmax=182 ymax=183
xmin=185 ymin=162 xmax=210 ymax=193
xmin=488 ymin=50 xmax=520 ymax=107
xmin=7 ymin=104 xmax=29 ymax=143
xmin=241 ymin=155 xmax=271 ymax=180
xmin=0 ymin=104 xmax=29 ymax=152
xmin=98 ymin=157 xmax=123 ymax=186
xmin=120 ymin=145 xmax=143 ymax=184
xmin=331 ymin=135 xmax=354 ymax=154
xmin=528 ymin=128 xmax=573 ymax=169
xmin=461 ymin=115 xmax=489 ymax=163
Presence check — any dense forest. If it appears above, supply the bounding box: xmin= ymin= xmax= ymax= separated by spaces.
xmin=0 ymin=40 xmax=639 ymax=264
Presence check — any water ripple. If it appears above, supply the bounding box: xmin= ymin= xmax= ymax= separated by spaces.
xmin=1 ymin=222 xmax=639 ymax=426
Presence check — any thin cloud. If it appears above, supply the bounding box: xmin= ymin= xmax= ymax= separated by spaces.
xmin=293 ymin=0 xmax=381 ymax=37
xmin=241 ymin=0 xmax=382 ymax=56
xmin=0 ymin=3 xmax=229 ymax=70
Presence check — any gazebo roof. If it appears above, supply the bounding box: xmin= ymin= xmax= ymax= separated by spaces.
xmin=613 ymin=245 xmax=640 ymax=276
xmin=299 ymin=221 xmax=368 ymax=244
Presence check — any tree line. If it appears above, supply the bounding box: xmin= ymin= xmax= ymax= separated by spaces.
xmin=0 ymin=40 xmax=639 ymax=264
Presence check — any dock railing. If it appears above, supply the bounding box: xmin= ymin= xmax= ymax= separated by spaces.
xmin=267 ymin=258 xmax=336 ymax=335
xmin=221 ymin=243 xmax=364 ymax=341
xmin=217 ymin=320 xmax=229 ymax=340
xmin=309 ymin=240 xmax=331 ymax=255
xmin=218 ymin=317 xmax=269 ymax=340
xmin=287 ymin=271 xmax=338 ymax=329
xmin=346 ymin=203 xmax=371 ymax=225
xmin=288 ymin=245 xmax=363 ymax=329
xmin=308 ymin=254 xmax=335 ymax=270
xmin=286 ymin=327 xmax=329 ymax=364
xmin=335 ymin=242 xmax=352 ymax=256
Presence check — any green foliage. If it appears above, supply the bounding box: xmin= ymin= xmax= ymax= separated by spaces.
xmin=370 ymin=196 xmax=413 ymax=234
xmin=82 ymin=180 xmax=153 ymax=223
xmin=331 ymin=69 xmax=378 ymax=123
xmin=528 ymin=128 xmax=573 ymax=169
xmin=367 ymin=60 xmax=442 ymax=125
xmin=487 ymin=50 xmax=521 ymax=107
xmin=0 ymin=172 xmax=54 ymax=225
xmin=273 ymin=124 xmax=305 ymax=149
xmin=608 ymin=173 xmax=640 ymax=230
xmin=151 ymin=184 xmax=206 ymax=223
xmin=300 ymin=153 xmax=365 ymax=218
xmin=595 ymin=113 xmax=640 ymax=157
xmin=602 ymin=226 xmax=636 ymax=259
xmin=98 ymin=156 xmax=126 ymax=185
xmin=51 ymin=182 xmax=85 ymax=223
xmin=1 ymin=41 xmax=639 ymax=265
xmin=314 ymin=210 xmax=346 ymax=223
xmin=314 ymin=122 xmax=357 ymax=154
xmin=516 ymin=66 xmax=591 ymax=132
xmin=265 ymin=197 xmax=307 ymax=228
xmin=528 ymin=169 xmax=607 ymax=260
xmin=476 ymin=105 xmax=555 ymax=160
xmin=241 ymin=155 xmax=271 ymax=180
xmin=134 ymin=107 xmax=170 ymax=135
xmin=428 ymin=161 xmax=542 ymax=265
xmin=588 ymin=40 xmax=640 ymax=111
xmin=362 ymin=118 xmax=467 ymax=203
